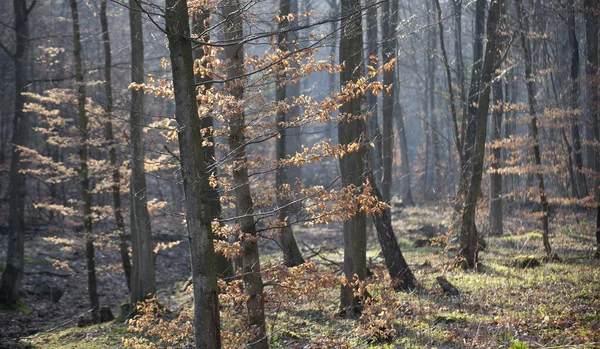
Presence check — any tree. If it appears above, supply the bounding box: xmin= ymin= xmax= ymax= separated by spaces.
xmin=129 ymin=0 xmax=155 ymax=305
xmin=458 ymin=0 xmax=504 ymax=269
xmin=489 ymin=78 xmax=504 ymax=236
xmin=70 ymin=0 xmax=100 ymax=322
xmin=365 ymin=0 xmax=382 ymax=190
xmin=190 ymin=5 xmax=234 ymax=279
xmin=584 ymin=0 xmax=600 ymax=258
xmin=164 ymin=0 xmax=221 ymax=346
xmin=0 ymin=0 xmax=35 ymax=305
xmin=516 ymin=0 xmax=557 ymax=261
xmin=100 ymin=0 xmax=132 ymax=290
xmin=567 ymin=1 xmax=588 ymax=199
xmin=276 ymin=0 xmax=305 ymax=268
xmin=338 ymin=0 xmax=368 ymax=318
xmin=223 ymin=0 xmax=268 ymax=345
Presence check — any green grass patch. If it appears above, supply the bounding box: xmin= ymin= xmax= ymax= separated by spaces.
xmin=21 ymin=323 xmax=127 ymax=349
xmin=0 ymin=300 xmax=31 ymax=314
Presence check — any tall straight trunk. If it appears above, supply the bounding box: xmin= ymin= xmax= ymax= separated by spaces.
xmin=365 ymin=0 xmax=382 ymax=190
xmin=458 ymin=0 xmax=503 ymax=269
xmin=128 ymin=0 xmax=155 ymax=305
xmin=517 ymin=0 xmax=555 ymax=260
xmin=338 ymin=0 xmax=367 ymax=318
xmin=504 ymin=70 xmax=518 ymax=195
xmin=0 ymin=0 xmax=34 ymax=305
xmin=452 ymin=0 xmax=466 ymax=112
xmin=426 ymin=0 xmax=440 ymax=197
xmin=393 ymin=0 xmax=413 ymax=205
xmin=70 ymin=0 xmax=100 ymax=322
xmin=380 ymin=0 xmax=393 ymax=202
xmin=395 ymin=104 xmax=414 ymax=205
xmin=100 ymin=0 xmax=132 ymax=290
xmin=584 ymin=0 xmax=600 ymax=257
xmin=191 ymin=7 xmax=234 ymax=279
xmin=276 ymin=0 xmax=305 ymax=268
xmin=568 ymin=3 xmax=588 ymax=199
xmin=489 ymin=80 xmax=503 ymax=236
xmin=223 ymin=0 xmax=268 ymax=346
xmin=462 ymin=0 xmax=486 ymax=172
xmin=434 ymin=0 xmax=462 ymax=166
xmin=165 ymin=0 xmax=222 ymax=346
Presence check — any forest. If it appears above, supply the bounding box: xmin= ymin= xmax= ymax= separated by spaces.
xmin=0 ymin=0 xmax=599 ymax=347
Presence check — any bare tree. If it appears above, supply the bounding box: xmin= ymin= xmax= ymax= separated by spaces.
xmin=0 ymin=0 xmax=36 ymax=305
xmin=129 ymin=0 xmax=155 ymax=305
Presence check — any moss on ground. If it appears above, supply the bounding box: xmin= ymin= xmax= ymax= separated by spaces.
xmin=21 ymin=323 xmax=127 ymax=349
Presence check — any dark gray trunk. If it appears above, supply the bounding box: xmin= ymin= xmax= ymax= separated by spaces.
xmin=489 ymin=80 xmax=503 ymax=236
xmin=0 ymin=0 xmax=33 ymax=305
xmin=381 ymin=0 xmax=393 ymax=202
xmin=568 ymin=4 xmax=588 ymax=199
xmin=100 ymin=0 xmax=132 ymax=291
xmin=338 ymin=0 xmax=367 ymax=318
xmin=458 ymin=0 xmax=503 ymax=269
xmin=165 ymin=0 xmax=222 ymax=346
xmin=128 ymin=0 xmax=155 ymax=305
xmin=70 ymin=0 xmax=100 ymax=322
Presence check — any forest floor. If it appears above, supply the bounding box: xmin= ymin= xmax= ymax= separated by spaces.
xmin=0 ymin=202 xmax=599 ymax=348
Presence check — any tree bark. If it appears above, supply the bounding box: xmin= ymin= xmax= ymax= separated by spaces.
xmin=584 ymin=0 xmax=600 ymax=257
xmin=568 ymin=3 xmax=588 ymax=199
xmin=276 ymin=0 xmax=305 ymax=268
xmin=517 ymin=0 xmax=555 ymax=260
xmin=458 ymin=0 xmax=503 ymax=269
xmin=128 ymin=0 xmax=155 ymax=305
xmin=100 ymin=0 xmax=132 ymax=291
xmin=165 ymin=0 xmax=222 ymax=346
xmin=223 ymin=0 xmax=268 ymax=346
xmin=190 ymin=6 xmax=234 ymax=279
xmin=489 ymin=79 xmax=503 ymax=236
xmin=70 ymin=0 xmax=100 ymax=322
xmin=380 ymin=0 xmax=394 ymax=203
xmin=0 ymin=0 xmax=33 ymax=305
xmin=338 ymin=0 xmax=368 ymax=318
xmin=365 ymin=0 xmax=382 ymax=190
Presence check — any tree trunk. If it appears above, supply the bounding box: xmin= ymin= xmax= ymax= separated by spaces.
xmin=276 ymin=0 xmax=305 ymax=268
xmin=191 ymin=6 xmax=234 ymax=279
xmin=380 ymin=0 xmax=393 ymax=203
xmin=0 ymin=0 xmax=33 ymax=305
xmin=100 ymin=0 xmax=132 ymax=291
xmin=489 ymin=80 xmax=503 ymax=236
xmin=426 ymin=0 xmax=440 ymax=198
xmin=70 ymin=0 xmax=100 ymax=322
xmin=223 ymin=0 xmax=268 ymax=346
xmin=517 ymin=0 xmax=555 ymax=260
xmin=338 ymin=0 xmax=367 ymax=319
xmin=165 ymin=0 xmax=222 ymax=346
xmin=458 ymin=0 xmax=504 ymax=269
xmin=365 ymin=0 xmax=382 ymax=190
xmin=568 ymin=3 xmax=588 ymax=199
xmin=128 ymin=0 xmax=155 ymax=305
xmin=452 ymin=0 xmax=466 ymax=111
xmin=361 ymin=138 xmax=415 ymax=290
xmin=584 ymin=0 xmax=600 ymax=257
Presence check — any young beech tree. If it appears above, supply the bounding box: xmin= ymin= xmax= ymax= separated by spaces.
xmin=0 ymin=0 xmax=36 ymax=305
xmin=516 ymin=0 xmax=557 ymax=261
xmin=164 ymin=0 xmax=222 ymax=347
xmin=223 ymin=0 xmax=268 ymax=346
xmin=190 ymin=5 xmax=235 ymax=279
